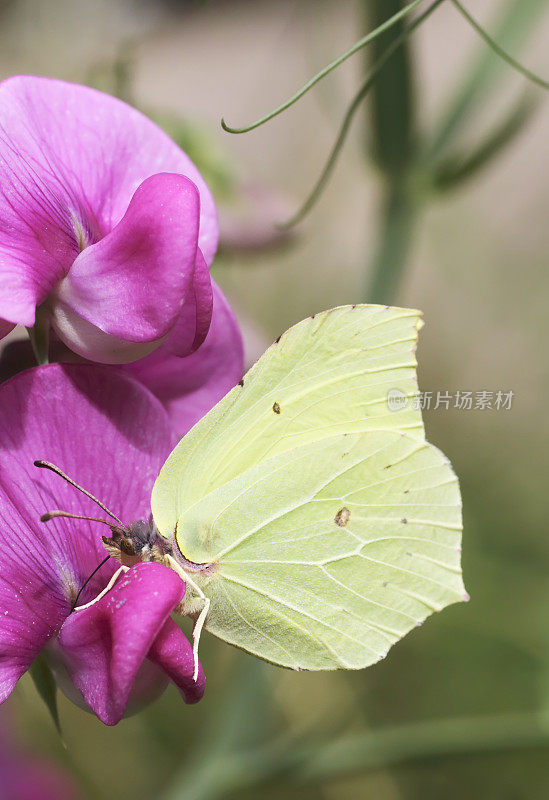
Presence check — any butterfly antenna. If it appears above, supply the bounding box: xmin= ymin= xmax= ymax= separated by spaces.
xmin=71 ymin=555 xmax=111 ymax=611
xmin=40 ymin=510 xmax=121 ymax=529
xmin=34 ymin=460 xmax=124 ymax=526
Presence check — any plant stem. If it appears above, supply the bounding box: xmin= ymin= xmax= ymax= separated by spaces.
xmin=366 ymin=183 xmax=417 ymax=304
xmin=26 ymin=305 xmax=50 ymax=366
xmin=220 ymin=0 xmax=426 ymax=134
xmin=363 ymin=0 xmax=419 ymax=304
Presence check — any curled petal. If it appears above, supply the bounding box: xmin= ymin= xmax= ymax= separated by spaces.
xmin=53 ymin=174 xmax=201 ymax=356
xmin=148 ymin=617 xmax=205 ymax=704
xmin=56 ymin=563 xmax=200 ymax=726
xmin=126 ymin=282 xmax=244 ymax=435
xmin=0 ymin=364 xmax=175 ymax=702
xmin=0 ymin=75 xmax=218 ymax=328
xmin=47 ymin=307 xmax=163 ymax=364
xmin=162 ymin=248 xmax=213 ymax=358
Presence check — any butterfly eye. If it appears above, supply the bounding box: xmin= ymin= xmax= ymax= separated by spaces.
xmin=119 ymin=538 xmax=136 ymax=556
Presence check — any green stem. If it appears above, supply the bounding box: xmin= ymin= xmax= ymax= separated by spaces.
xmin=426 ymin=0 xmax=548 ymax=161
xmin=366 ymin=0 xmax=416 ymax=177
xmin=362 ymin=0 xmax=421 ymax=305
xmin=26 ymin=305 xmax=50 ymax=366
xmin=220 ymin=0 xmax=426 ymax=134
xmin=365 ymin=183 xmax=417 ymax=304
xmin=451 ymin=0 xmax=549 ymax=90
xmin=280 ymin=0 xmax=443 ymax=228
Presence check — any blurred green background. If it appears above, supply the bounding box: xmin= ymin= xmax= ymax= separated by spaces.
xmin=3 ymin=0 xmax=549 ymax=798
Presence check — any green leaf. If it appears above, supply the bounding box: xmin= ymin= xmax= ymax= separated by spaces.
xmin=431 ymin=94 xmax=538 ymax=191
xmin=451 ymin=0 xmax=549 ymax=91
xmin=29 ymin=652 xmax=62 ymax=737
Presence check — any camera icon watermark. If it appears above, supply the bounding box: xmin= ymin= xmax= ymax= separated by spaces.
xmin=387 ymin=388 xmax=409 ymax=412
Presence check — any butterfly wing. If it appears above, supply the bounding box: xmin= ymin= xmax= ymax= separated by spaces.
xmin=151 ymin=304 xmax=465 ymax=670
xmin=152 ymin=305 xmax=424 ymax=537
xmin=173 ymin=430 xmax=464 ymax=670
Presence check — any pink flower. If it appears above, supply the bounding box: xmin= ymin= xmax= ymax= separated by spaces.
xmin=0 ymin=75 xmax=219 ymax=364
xmin=0 ymin=74 xmax=244 ymax=432
xmin=0 ymin=363 xmax=205 ymax=725
xmin=0 ymin=278 xmax=243 ymax=435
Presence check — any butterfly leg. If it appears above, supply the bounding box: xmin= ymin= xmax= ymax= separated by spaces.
xmin=73 ymin=565 xmax=129 ymax=612
xmin=166 ymin=554 xmax=209 ymax=682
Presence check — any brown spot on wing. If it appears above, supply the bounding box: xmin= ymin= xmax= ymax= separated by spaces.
xmin=334 ymin=507 xmax=351 ymax=527
xmin=272 ymin=402 xmax=281 ymax=414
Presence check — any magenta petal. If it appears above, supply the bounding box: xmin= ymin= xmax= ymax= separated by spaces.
xmin=0 ymin=76 xmax=218 ymax=328
xmin=125 ymin=282 xmax=244 ymax=435
xmin=148 ymin=617 xmax=205 ymax=704
xmin=189 ymin=249 xmax=215 ymax=353
xmin=56 ymin=563 xmax=199 ymax=725
xmin=0 ymin=364 xmax=175 ymax=702
xmin=163 ymin=248 xmax=213 ymax=358
xmin=54 ymin=173 xmax=201 ymax=346
xmin=46 ymin=310 xmax=164 ymax=365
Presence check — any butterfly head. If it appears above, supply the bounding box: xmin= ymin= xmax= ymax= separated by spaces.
xmin=34 ymin=460 xmax=171 ymax=569
xmin=101 ymin=519 xmax=171 ymax=566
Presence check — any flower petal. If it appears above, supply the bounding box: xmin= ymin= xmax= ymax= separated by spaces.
xmin=148 ymin=617 xmax=205 ymax=704
xmin=159 ymin=248 xmax=213 ymax=359
xmin=0 ymin=75 xmax=218 ymax=327
xmin=0 ymin=364 xmax=175 ymax=702
xmin=55 ymin=562 xmax=201 ymax=726
xmin=53 ymin=174 xmax=202 ymax=354
xmin=125 ymin=282 xmax=244 ymax=435
xmin=45 ymin=309 xmax=164 ymax=365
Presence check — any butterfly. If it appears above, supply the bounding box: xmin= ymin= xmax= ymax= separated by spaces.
xmin=39 ymin=305 xmax=466 ymax=680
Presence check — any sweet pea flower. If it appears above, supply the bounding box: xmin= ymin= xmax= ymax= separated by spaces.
xmin=0 ymin=363 xmax=205 ymax=725
xmin=0 ymin=278 xmax=243 ymax=435
xmin=0 ymin=75 xmax=220 ymax=364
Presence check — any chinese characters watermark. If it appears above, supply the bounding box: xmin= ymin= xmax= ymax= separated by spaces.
xmin=387 ymin=389 xmax=514 ymax=412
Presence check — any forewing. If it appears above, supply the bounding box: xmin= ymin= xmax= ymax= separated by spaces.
xmin=175 ymin=430 xmax=466 ymax=671
xmin=152 ymin=305 xmax=423 ymax=538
